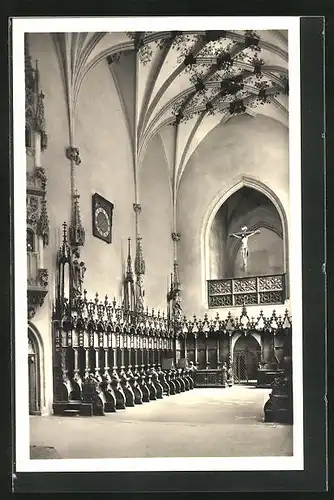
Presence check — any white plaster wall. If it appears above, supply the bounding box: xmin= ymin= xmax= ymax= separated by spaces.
xmin=139 ymin=134 xmax=174 ymax=311
xmin=233 ymin=228 xmax=283 ymax=276
xmin=75 ymin=57 xmax=135 ymax=300
xmin=176 ymin=113 xmax=289 ymax=316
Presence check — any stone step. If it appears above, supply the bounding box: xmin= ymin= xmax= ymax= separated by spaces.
xmin=53 ymin=401 xmax=81 ymax=415
xmin=63 ymin=409 xmax=80 ymax=416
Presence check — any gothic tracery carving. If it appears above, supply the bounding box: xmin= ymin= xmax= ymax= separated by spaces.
xmin=208 ymin=280 xmax=232 ymax=295
xmin=36 ymin=199 xmax=49 ymax=246
xmin=25 ymin=36 xmax=49 ymax=319
xmin=25 ymin=41 xmax=48 ymax=150
xmin=171 ymin=232 xmax=181 ymax=242
xmin=69 ymin=192 xmax=85 ymax=249
xmin=233 ymin=277 xmax=257 ymax=293
xmin=207 ymin=274 xmax=285 ymax=308
xmin=26 ymin=195 xmax=40 ymax=228
xmin=66 ymin=146 xmax=82 ymax=165
xmin=259 ymin=275 xmax=284 ymax=291
xmin=133 ymin=203 xmax=141 ymax=213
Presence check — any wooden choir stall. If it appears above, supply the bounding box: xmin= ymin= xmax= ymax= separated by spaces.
xmin=52 ymin=224 xmax=292 ymax=419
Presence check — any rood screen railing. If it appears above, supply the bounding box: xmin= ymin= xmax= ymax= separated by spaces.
xmin=207 ymin=274 xmax=286 ymax=308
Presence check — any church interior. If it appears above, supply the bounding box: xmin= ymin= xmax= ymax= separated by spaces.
xmin=25 ymin=29 xmax=293 ymax=459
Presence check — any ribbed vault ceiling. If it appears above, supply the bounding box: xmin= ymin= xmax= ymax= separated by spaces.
xmin=53 ymin=30 xmax=289 ymax=201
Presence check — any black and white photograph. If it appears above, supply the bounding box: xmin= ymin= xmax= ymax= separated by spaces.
xmin=13 ymin=17 xmax=304 ymax=474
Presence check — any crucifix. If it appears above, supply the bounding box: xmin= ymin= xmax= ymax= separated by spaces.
xmin=229 ymin=226 xmax=260 ymax=273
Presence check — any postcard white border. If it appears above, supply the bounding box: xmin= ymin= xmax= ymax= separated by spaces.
xmin=13 ymin=16 xmax=303 ymax=473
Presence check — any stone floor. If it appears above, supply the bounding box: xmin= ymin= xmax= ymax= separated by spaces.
xmin=30 ymin=386 xmax=293 ymax=459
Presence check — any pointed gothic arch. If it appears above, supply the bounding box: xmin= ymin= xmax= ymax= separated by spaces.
xmin=27 ymin=323 xmax=45 ymax=415
xmin=201 ymin=176 xmax=289 ymax=306
xmin=232 ymin=334 xmax=262 ymax=384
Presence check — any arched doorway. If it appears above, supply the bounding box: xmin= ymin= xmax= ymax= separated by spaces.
xmin=233 ymin=335 xmax=261 ymax=385
xmin=28 ymin=328 xmax=41 ymax=414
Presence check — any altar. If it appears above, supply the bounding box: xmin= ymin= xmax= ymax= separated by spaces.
xmin=257 ymin=368 xmax=284 ymax=388
xmin=194 ymin=369 xmax=227 ymax=388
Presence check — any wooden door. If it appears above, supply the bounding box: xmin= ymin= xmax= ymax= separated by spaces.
xmin=187 ymin=349 xmax=195 ymax=364
xmin=28 ymin=354 xmax=37 ymax=413
xmin=28 ymin=334 xmax=39 ymax=414
xmin=233 ymin=335 xmax=261 ymax=384
xmin=208 ymin=348 xmax=217 ymax=369
xmin=197 ymin=349 xmax=206 ymax=369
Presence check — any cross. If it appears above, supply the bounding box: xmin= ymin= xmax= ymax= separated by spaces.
xmin=229 ymin=226 xmax=260 ymax=272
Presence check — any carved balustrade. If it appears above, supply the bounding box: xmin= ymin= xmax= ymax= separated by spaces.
xmin=207 ymin=273 xmax=286 ymax=308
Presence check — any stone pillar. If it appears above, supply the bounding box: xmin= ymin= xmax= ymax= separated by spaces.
xmin=84 ymin=347 xmax=90 ymax=378
xmin=73 ymin=347 xmax=79 ymax=378
xmin=133 ymin=204 xmax=145 ymax=314
xmin=34 ymin=131 xmax=41 ymax=167
xmin=60 ymin=346 xmax=67 ymax=380
xmin=112 ymin=347 xmax=117 ymax=370
xmin=272 ymin=332 xmax=276 ymax=363
xmin=38 ymin=237 xmax=44 ymax=268
xmin=184 ymin=334 xmax=188 ymax=363
xmin=104 ymin=348 xmax=109 ymax=376
xmin=134 ymin=340 xmax=138 ymax=368
xmin=129 ymin=335 xmax=133 ymax=368
xmin=171 ymin=232 xmax=180 ymax=263
xmin=94 ymin=348 xmax=100 ymax=378
xmin=66 ymin=147 xmax=85 ymax=250
xmin=121 ymin=334 xmax=125 ymax=368
xmin=260 ymin=332 xmax=264 ymax=364
xmin=194 ymin=335 xmax=198 ymax=365
xmin=227 ymin=332 xmax=233 ymax=386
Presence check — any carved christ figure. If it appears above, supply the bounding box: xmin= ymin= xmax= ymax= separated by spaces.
xmin=230 ymin=226 xmax=260 ymax=272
